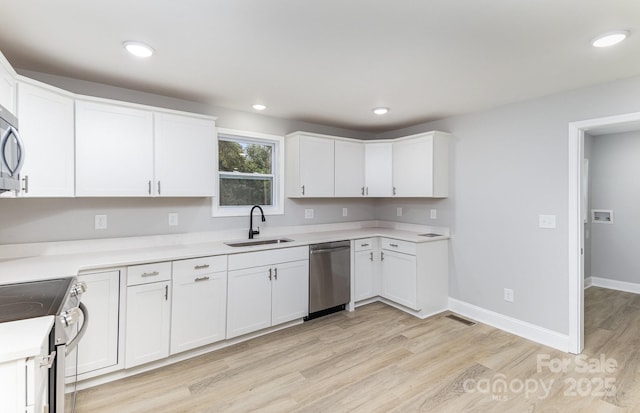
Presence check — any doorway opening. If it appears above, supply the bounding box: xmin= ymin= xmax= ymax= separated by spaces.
xmin=568 ymin=112 xmax=640 ymax=354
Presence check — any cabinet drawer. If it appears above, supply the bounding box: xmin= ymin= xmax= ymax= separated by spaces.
xmin=228 ymin=246 xmax=309 ymax=271
xmin=173 ymin=255 xmax=227 ymax=276
xmin=354 ymin=238 xmax=374 ymax=252
xmin=127 ymin=262 xmax=171 ymax=286
xmin=381 ymin=238 xmax=416 ymax=255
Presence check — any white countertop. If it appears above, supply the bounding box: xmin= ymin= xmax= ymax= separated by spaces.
xmin=0 ymin=221 xmax=450 ymax=284
xmin=0 ymin=316 xmax=53 ymax=363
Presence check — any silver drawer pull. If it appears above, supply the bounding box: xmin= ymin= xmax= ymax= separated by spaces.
xmin=389 ymin=243 xmax=399 ymax=247
xmin=194 ymin=276 xmax=210 ymax=282
xmin=194 ymin=264 xmax=210 ymax=270
xmin=40 ymin=351 xmax=56 ymax=369
xmin=141 ymin=271 xmax=160 ymax=277
xmin=361 ymin=243 xmax=369 ymax=247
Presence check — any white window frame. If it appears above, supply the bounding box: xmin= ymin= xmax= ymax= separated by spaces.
xmin=212 ymin=128 xmax=284 ymax=217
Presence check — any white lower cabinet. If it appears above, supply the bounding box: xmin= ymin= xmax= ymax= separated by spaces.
xmin=125 ymin=262 xmax=172 ymax=368
xmin=354 ymin=238 xmax=377 ymax=301
xmin=381 ymin=248 xmax=418 ymax=310
xmin=170 ymin=256 xmax=227 ymax=355
xmin=66 ymin=270 xmax=120 ymax=378
xmin=227 ymin=246 xmax=309 ymax=339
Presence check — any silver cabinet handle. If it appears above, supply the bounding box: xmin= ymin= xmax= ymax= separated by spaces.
xmin=361 ymin=186 xmax=365 ymax=196
xmin=389 ymin=243 xmax=399 ymax=248
xmin=22 ymin=175 xmax=29 ymax=193
xmin=366 ymin=187 xmax=369 ymax=196
xmin=274 ymin=267 xmax=278 ymax=280
xmin=165 ymin=285 xmax=168 ymax=300
xmin=40 ymin=351 xmax=56 ymax=369
xmin=195 ymin=276 xmax=210 ymax=282
xmin=301 ymin=185 xmax=305 ymax=195
xmin=141 ymin=271 xmax=160 ymax=277
xmin=361 ymin=243 xmax=369 ymax=247
xmin=157 ymin=181 xmax=161 ymax=195
xmin=148 ymin=180 xmax=152 ymax=195
xmin=381 ymin=251 xmax=384 ymax=261
xmin=269 ymin=268 xmax=273 ymax=280
xmin=369 ymin=252 xmax=373 ymax=261
xmin=194 ymin=264 xmax=210 ymax=270
xmin=393 ymin=186 xmax=397 ymax=196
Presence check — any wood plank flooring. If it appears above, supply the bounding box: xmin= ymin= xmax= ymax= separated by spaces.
xmin=76 ymin=287 xmax=640 ymax=412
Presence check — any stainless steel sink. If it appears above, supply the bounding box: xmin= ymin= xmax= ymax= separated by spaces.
xmin=225 ymin=238 xmax=294 ymax=247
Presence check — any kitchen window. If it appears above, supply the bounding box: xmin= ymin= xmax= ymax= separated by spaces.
xmin=212 ymin=128 xmax=284 ymax=217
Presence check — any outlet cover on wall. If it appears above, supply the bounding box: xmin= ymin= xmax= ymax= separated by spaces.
xmin=538 ymin=214 xmax=557 ymax=229
xmin=504 ymin=288 xmax=514 ymax=303
xmin=95 ymin=214 xmax=107 ymax=230
xmin=430 ymin=209 xmax=437 ymax=219
xmin=305 ymin=209 xmax=314 ymax=219
xmin=168 ymin=212 xmax=179 ymax=226
xmin=397 ymin=207 xmax=403 ymax=217
xmin=342 ymin=208 xmax=348 ymax=217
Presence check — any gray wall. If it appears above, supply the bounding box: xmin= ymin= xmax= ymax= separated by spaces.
xmin=589 ymin=131 xmax=640 ymax=284
xmin=583 ymin=133 xmax=593 ymax=280
xmin=376 ymin=75 xmax=640 ymax=335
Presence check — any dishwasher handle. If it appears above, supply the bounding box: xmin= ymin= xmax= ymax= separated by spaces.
xmin=310 ymin=246 xmax=350 ymax=254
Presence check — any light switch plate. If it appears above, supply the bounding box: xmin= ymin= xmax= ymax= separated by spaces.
xmin=305 ymin=209 xmax=314 ymax=219
xmin=397 ymin=207 xmax=403 ymax=217
xmin=539 ymin=214 xmax=557 ymax=229
xmin=430 ymin=209 xmax=437 ymax=219
xmin=168 ymin=212 xmax=179 ymax=226
xmin=342 ymin=208 xmax=348 ymax=217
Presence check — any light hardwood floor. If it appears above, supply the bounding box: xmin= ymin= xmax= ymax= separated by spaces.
xmin=76 ymin=287 xmax=640 ymax=412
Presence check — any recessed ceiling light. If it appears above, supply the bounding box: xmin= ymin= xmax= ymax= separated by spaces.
xmin=252 ymin=104 xmax=267 ymax=111
xmin=373 ymin=107 xmax=390 ymax=115
xmin=123 ymin=41 xmax=154 ymax=58
xmin=591 ymin=31 xmax=629 ymax=48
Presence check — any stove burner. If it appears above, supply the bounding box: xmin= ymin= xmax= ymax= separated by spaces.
xmin=0 ymin=301 xmax=45 ymax=322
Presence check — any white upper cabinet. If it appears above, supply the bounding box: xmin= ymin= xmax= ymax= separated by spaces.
xmin=286 ymin=132 xmax=335 ymax=197
xmin=335 ymin=139 xmax=365 ymax=197
xmin=17 ymin=80 xmax=75 ymax=197
xmin=365 ymin=142 xmax=393 ymax=197
xmin=0 ymin=51 xmax=16 ymax=115
xmin=393 ymin=132 xmax=449 ymax=197
xmin=154 ymin=113 xmax=216 ymax=197
xmin=76 ymin=99 xmax=216 ymax=197
xmin=76 ymin=100 xmax=154 ymax=197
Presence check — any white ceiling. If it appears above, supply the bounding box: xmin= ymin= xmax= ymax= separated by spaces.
xmin=1 ymin=1 xmax=639 ymax=132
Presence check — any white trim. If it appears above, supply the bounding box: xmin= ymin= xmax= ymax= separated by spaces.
xmin=584 ymin=277 xmax=593 ymax=289
xmin=212 ymin=128 xmax=285 ymax=217
xmin=568 ymin=111 xmax=640 ymax=355
xmin=589 ymin=277 xmax=640 ymax=294
xmin=448 ymin=298 xmax=569 ymax=352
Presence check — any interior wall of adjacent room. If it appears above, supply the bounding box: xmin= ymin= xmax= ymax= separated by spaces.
xmin=584 ymin=132 xmax=593 ymax=281
xmin=589 ymin=130 xmax=640 ymax=285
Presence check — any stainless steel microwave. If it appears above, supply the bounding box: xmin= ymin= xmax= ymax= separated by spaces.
xmin=0 ymin=103 xmax=24 ymax=193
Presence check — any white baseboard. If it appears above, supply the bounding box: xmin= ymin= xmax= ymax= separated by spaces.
xmin=584 ymin=277 xmax=593 ymax=289
xmin=447 ymin=298 xmax=569 ymax=352
xmin=589 ymin=276 xmax=640 ymax=294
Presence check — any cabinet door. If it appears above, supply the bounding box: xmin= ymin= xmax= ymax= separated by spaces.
xmin=334 ymin=140 xmax=365 ymax=197
xmin=154 ymin=113 xmax=216 ymax=197
xmin=299 ymin=135 xmax=334 ymax=197
xmin=393 ymin=136 xmax=433 ymax=197
xmin=365 ymin=142 xmax=393 ymax=197
xmin=0 ymin=58 xmax=16 ymax=115
xmin=355 ymin=250 xmax=376 ymax=301
xmin=66 ymin=271 xmax=120 ymax=377
xmin=271 ymin=260 xmax=309 ymax=325
xmin=17 ymin=81 xmax=75 ymax=197
xmin=381 ymin=250 xmax=418 ymax=310
xmin=76 ymin=100 xmax=153 ymax=196
xmin=227 ymin=266 xmax=272 ymax=338
xmin=170 ymin=271 xmax=227 ymax=355
xmin=125 ymin=281 xmax=171 ymax=368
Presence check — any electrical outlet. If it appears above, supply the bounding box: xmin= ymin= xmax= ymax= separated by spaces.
xmin=305 ymin=209 xmax=314 ymax=219
xmin=504 ymin=288 xmax=514 ymax=303
xmin=342 ymin=208 xmax=348 ymax=217
xmin=430 ymin=209 xmax=437 ymax=219
xmin=95 ymin=214 xmax=107 ymax=230
xmin=397 ymin=207 xmax=403 ymax=217
xmin=168 ymin=212 xmax=179 ymax=226
xmin=538 ymin=214 xmax=557 ymax=229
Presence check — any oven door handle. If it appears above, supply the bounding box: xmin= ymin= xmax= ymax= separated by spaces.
xmin=66 ymin=302 xmax=89 ymax=356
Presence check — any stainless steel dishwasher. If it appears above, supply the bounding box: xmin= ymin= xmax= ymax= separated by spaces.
xmin=306 ymin=240 xmax=351 ymax=320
